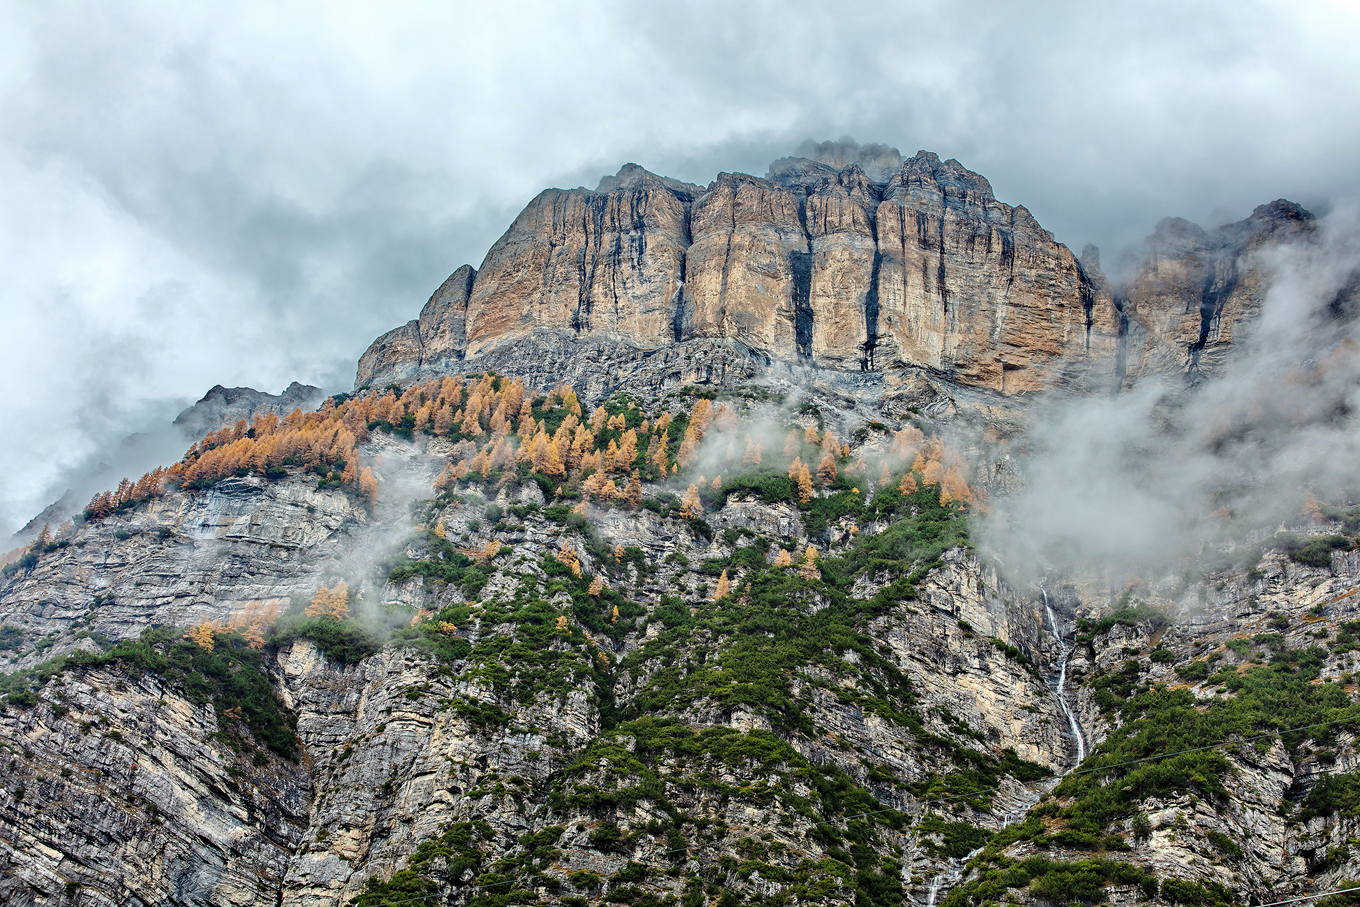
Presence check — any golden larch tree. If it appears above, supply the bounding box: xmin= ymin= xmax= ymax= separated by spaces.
xmin=185 ymin=621 xmax=217 ymax=651
xmin=621 ymin=473 xmax=643 ymax=509
xmin=798 ymin=546 xmax=820 ymax=581
xmin=714 ymin=569 xmax=731 ymax=602
xmin=689 ymin=399 xmax=714 ymax=438
xmin=359 ymin=467 xmax=379 ymax=505
xmin=818 ymin=451 xmax=838 ymax=484
xmin=679 ymin=484 xmax=703 ymax=519
xmin=796 ymin=463 xmax=814 ymax=503
xmin=650 ymin=431 xmax=670 ymax=474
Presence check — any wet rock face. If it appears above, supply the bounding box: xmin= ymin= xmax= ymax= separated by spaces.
xmin=359 ymin=150 xmax=1152 ymax=394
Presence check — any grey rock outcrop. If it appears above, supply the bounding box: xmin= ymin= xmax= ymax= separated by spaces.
xmin=175 ymin=381 xmax=326 ymax=438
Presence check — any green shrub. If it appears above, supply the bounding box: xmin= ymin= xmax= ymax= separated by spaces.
xmin=1175 ymin=661 xmax=1211 ymax=682
xmin=272 ymin=616 xmax=379 ymax=665
xmin=1273 ymin=532 xmax=1351 ymax=568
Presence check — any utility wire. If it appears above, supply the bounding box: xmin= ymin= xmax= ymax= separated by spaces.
xmin=1252 ymin=885 xmax=1360 ymax=907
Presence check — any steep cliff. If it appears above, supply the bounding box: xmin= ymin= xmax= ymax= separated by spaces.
xmin=1116 ymin=199 xmax=1315 ymax=383
xmin=360 ymin=150 xmax=1136 ymax=395
xmin=3 ymin=370 xmax=1358 ymax=907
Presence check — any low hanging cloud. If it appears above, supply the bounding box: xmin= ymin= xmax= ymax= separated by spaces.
xmin=979 ymin=205 xmax=1360 ymax=582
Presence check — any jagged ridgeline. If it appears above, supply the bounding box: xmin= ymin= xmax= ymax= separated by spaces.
xmin=2 ymin=146 xmax=1359 ymax=907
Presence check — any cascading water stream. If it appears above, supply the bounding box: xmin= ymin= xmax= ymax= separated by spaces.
xmin=1041 ymin=587 xmax=1086 ymax=763
xmin=920 ymin=594 xmax=1087 ymax=907
xmin=924 ymin=847 xmax=985 ymax=907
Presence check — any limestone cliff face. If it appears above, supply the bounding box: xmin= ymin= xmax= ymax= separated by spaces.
xmin=1116 ymin=199 xmax=1314 ymax=383
xmin=461 ymin=167 xmax=699 ymax=357
xmin=0 ymin=663 xmax=309 ymax=907
xmin=3 ymin=373 xmax=1360 ymax=906
xmin=355 ymin=265 xmax=476 ymax=388
xmin=361 ymin=150 xmax=1135 ymax=394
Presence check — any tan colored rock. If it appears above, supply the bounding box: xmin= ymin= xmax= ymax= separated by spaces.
xmin=680 ymin=172 xmax=810 ymax=351
xmin=462 ymin=165 xmax=699 ymax=356
xmin=355 ymin=264 xmax=475 ymax=387
xmin=873 ymin=152 xmax=1118 ymax=393
xmin=1117 ymin=200 xmax=1314 ymax=383
xmin=804 ymin=164 xmax=882 ymax=368
xmin=356 ymin=149 xmax=1310 ymax=403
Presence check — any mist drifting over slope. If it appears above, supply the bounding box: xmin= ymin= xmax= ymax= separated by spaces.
xmin=980 ymin=205 xmax=1360 ymax=582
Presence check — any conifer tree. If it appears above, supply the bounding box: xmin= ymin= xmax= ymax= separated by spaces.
xmin=689 ymin=399 xmax=714 ymax=437
xmin=797 ymin=463 xmax=814 ymax=503
xmin=714 ymin=569 xmax=731 ymax=601
xmin=798 ymin=546 xmax=820 ymax=581
xmin=613 ymin=430 xmax=639 ymax=472
xmin=185 ymin=621 xmax=216 ymax=651
xmin=715 ymin=404 xmax=739 ymax=433
xmin=622 ymin=472 xmax=643 ymax=508
xmin=651 ymin=431 xmax=670 ymax=474
xmin=679 ymin=484 xmax=702 ymax=519
xmin=818 ymin=451 xmax=838 ymax=484
xmin=359 ymin=467 xmax=379 ymax=505
xmin=773 ymin=548 xmax=793 ymax=568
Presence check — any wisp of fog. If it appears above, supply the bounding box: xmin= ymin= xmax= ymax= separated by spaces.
xmin=981 ymin=204 xmax=1360 ymax=583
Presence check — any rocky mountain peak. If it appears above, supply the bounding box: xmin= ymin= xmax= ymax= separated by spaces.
xmin=594 ymin=162 xmax=703 ymax=198
xmin=174 ymin=381 xmax=326 ymax=437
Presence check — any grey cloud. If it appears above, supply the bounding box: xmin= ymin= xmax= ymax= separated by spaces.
xmin=2 ymin=0 xmax=1358 ymax=534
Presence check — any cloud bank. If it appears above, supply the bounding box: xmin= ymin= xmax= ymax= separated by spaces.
xmin=3 ymin=0 xmax=1359 ymax=534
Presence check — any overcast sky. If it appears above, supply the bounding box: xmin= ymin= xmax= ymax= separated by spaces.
xmin=1 ymin=0 xmax=1358 ymax=536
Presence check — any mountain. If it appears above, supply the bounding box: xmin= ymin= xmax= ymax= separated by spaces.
xmin=0 ymin=147 xmax=1355 ymax=907
xmin=357 ymin=152 xmax=1309 ymax=400
xmin=7 ymin=382 xmax=328 ymax=547
xmin=174 ymin=381 xmax=328 ymax=437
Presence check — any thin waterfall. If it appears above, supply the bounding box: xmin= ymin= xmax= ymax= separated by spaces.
xmin=1041 ymin=587 xmax=1086 ymax=763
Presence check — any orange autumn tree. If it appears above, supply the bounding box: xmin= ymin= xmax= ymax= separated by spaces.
xmin=679 ymin=484 xmax=703 ymax=519
xmin=714 ymin=569 xmax=731 ymax=601
xmin=306 ymin=583 xmax=350 ymax=620
xmin=185 ymin=621 xmax=218 ymax=651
